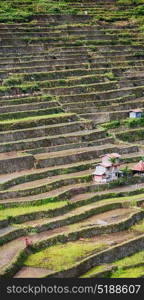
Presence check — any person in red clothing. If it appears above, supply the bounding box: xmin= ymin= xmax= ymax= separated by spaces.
xmin=25 ymin=237 xmax=32 ymax=248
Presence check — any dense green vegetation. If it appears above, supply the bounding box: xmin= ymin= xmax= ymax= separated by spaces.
xmin=0 ymin=0 xmax=144 ymax=23
xmin=111 ymin=265 xmax=144 ymax=278
xmin=114 ymin=249 xmax=144 ymax=268
xmin=102 ymin=117 xmax=144 ymax=130
xmin=80 ymin=265 xmax=105 ymax=278
xmin=117 ymin=0 xmax=144 ymax=4
xmin=131 ymin=219 xmax=144 ymax=233
xmin=0 ymin=0 xmax=79 ymax=22
xmin=111 ymin=249 xmax=144 ymax=278
xmin=0 ymin=201 xmax=67 ymax=220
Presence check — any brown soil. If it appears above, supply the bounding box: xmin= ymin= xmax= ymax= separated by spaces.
xmin=14 ymin=266 xmax=53 ymax=278
xmin=0 ymin=151 xmax=21 ymax=160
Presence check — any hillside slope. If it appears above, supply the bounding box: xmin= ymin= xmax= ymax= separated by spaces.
xmin=0 ymin=0 xmax=144 ymax=278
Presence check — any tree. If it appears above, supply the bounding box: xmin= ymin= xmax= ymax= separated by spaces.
xmin=108 ymin=157 xmax=119 ymax=176
xmin=109 ymin=157 xmax=118 ymax=166
xmin=121 ymin=166 xmax=132 ymax=178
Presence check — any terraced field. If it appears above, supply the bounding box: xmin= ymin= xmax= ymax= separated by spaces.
xmin=0 ymin=0 xmax=144 ymax=278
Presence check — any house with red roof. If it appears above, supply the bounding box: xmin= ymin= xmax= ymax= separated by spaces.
xmin=131 ymin=160 xmax=144 ymax=176
xmin=101 ymin=153 xmax=121 ymax=167
xmin=93 ymin=153 xmax=122 ymax=183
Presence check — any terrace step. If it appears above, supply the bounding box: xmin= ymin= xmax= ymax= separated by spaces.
xmin=0 ymin=226 xmax=16 ymax=237
xmin=0 ymin=131 xmax=110 ymax=154
xmin=0 ymin=156 xmax=107 ymax=190
xmin=62 ymin=96 xmax=144 ymax=110
xmin=13 ymin=232 xmax=143 ymax=278
xmin=14 ymin=267 xmax=53 ymax=278
xmin=0 ymin=57 xmax=90 ymax=70
xmin=0 ymin=107 xmax=64 ymax=121
xmin=0 ymin=168 xmax=93 ymax=200
xmin=42 ymin=77 xmax=144 ymax=96
xmin=0 ymin=152 xmax=35 ymax=174
xmin=2 ymin=64 xmax=144 ymax=82
xmin=116 ymin=127 xmax=144 ymax=143
xmin=45 ymin=234 xmax=144 ymax=278
xmin=1 ymin=45 xmax=144 ymax=57
xmin=64 ymin=99 xmax=144 ymax=114
xmin=0 ymin=170 xmax=144 ymax=208
xmin=36 ymin=75 xmax=144 ymax=90
xmin=0 ymin=113 xmax=79 ymax=132
xmin=0 ymin=101 xmax=59 ymax=114
xmin=42 ymin=81 xmax=118 ymax=96
xmin=1 ymin=57 xmax=144 ymax=76
xmin=0 ymin=182 xmax=97 ymax=207
xmin=0 ymin=52 xmax=90 ymax=64
xmin=0 ymin=27 xmax=139 ymax=36
xmin=18 ymin=207 xmax=143 ymax=237
xmin=2 ymin=60 xmax=144 ymax=80
xmin=0 ymin=35 xmax=143 ymax=47
xmin=1 ymin=157 xmax=140 ymax=200
xmin=35 ymin=144 xmax=138 ymax=168
xmin=0 ymin=120 xmax=94 ymax=143
xmin=0 ymin=95 xmax=54 ymax=107
xmin=0 ymin=149 xmax=141 ymax=191
xmin=46 ymin=85 xmax=144 ymax=105
xmin=0 ymin=196 xmax=142 ymax=242
xmin=0 ymin=97 xmax=55 ymax=108
xmin=80 ymin=110 xmax=129 ymax=124
xmin=25 ymin=137 xmax=114 ymax=155
xmin=0 ymin=45 xmax=89 ymax=57
xmin=0 ymin=209 xmax=142 ymax=276
xmin=0 ymin=32 xmax=142 ymax=42
xmin=0 ymin=48 xmax=143 ymax=63
xmin=8 ymin=75 xmax=144 ymax=94
xmin=1 ymin=147 xmax=142 ymax=199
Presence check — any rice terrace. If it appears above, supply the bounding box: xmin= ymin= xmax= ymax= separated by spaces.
xmin=0 ymin=0 xmax=144 ymax=279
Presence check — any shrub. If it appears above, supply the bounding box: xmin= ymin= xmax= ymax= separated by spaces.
xmin=124 ymin=117 xmax=144 ymax=128
xmin=105 ymin=72 xmax=116 ymax=81
xmin=102 ymin=120 xmax=120 ymax=129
